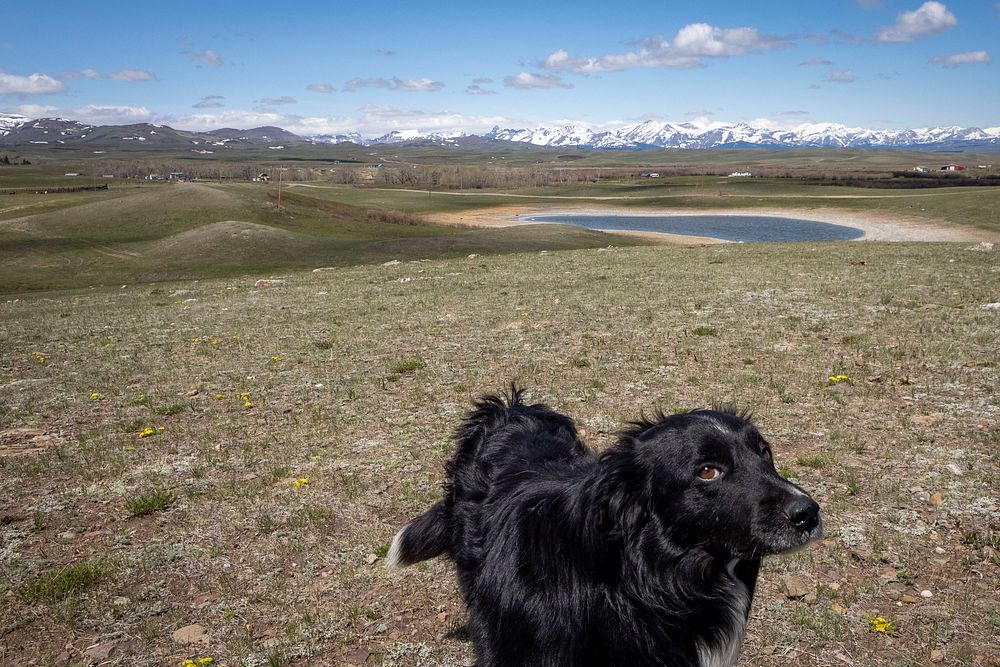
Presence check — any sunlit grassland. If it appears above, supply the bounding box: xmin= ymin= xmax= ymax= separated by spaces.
xmin=1 ymin=241 xmax=997 ymax=665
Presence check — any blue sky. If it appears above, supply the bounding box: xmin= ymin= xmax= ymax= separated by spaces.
xmin=1 ymin=1 xmax=996 ymax=136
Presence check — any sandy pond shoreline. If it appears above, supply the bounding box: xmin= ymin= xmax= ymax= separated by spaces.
xmin=427 ymin=204 xmax=998 ymax=244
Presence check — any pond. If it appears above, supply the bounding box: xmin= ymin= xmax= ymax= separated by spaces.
xmin=519 ymin=214 xmax=865 ymax=242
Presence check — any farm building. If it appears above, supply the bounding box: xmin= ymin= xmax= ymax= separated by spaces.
xmin=940 ymin=164 xmax=966 ymax=172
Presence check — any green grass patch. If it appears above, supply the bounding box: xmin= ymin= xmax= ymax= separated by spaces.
xmin=20 ymin=561 xmax=109 ymax=602
xmin=125 ymin=489 xmax=177 ymax=517
xmin=389 ymin=359 xmax=426 ymax=374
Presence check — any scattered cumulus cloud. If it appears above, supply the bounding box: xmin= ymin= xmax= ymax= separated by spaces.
xmin=472 ymin=77 xmax=493 ymax=84
xmin=799 ymin=58 xmax=833 ymax=66
xmin=182 ymin=48 xmax=224 ymax=67
xmin=62 ymin=68 xmax=157 ymax=82
xmin=542 ymin=23 xmax=791 ymax=73
xmin=685 ymin=109 xmax=713 ymax=117
xmin=73 ymin=104 xmax=153 ymax=124
xmin=825 ymin=69 xmax=856 ymax=83
xmin=503 ymin=72 xmax=573 ymax=89
xmin=373 ymin=49 xmax=397 ymax=56
xmin=356 ymin=104 xmax=505 ymax=134
xmin=307 ymin=83 xmax=335 ymax=93
xmin=193 ymin=95 xmax=225 ymax=109
xmin=15 ymin=104 xmax=58 ymax=117
xmin=465 ymin=84 xmax=496 ymax=95
xmin=0 ymin=71 xmax=66 ymax=95
xmin=254 ymin=96 xmax=296 ymax=105
xmin=343 ymin=77 xmax=444 ymax=92
xmin=109 ymin=69 xmax=157 ymax=82
xmin=876 ymin=1 xmax=956 ymax=43
xmin=173 ymin=109 xmax=286 ymax=131
xmin=931 ymin=50 xmax=991 ymax=67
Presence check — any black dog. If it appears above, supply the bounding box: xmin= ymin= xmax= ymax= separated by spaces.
xmin=389 ymin=387 xmax=821 ymax=667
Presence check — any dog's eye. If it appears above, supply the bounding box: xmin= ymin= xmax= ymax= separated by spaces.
xmin=697 ymin=466 xmax=722 ymax=481
xmin=762 ymin=449 xmax=772 ymax=463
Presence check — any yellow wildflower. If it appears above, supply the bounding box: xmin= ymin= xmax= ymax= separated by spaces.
xmin=828 ymin=374 xmax=851 ymax=383
xmin=215 ymin=393 xmax=225 ymax=399
xmin=89 ymin=392 xmax=102 ymax=400
xmin=244 ymin=400 xmax=253 ymax=409
xmin=211 ymin=338 xmax=221 ymax=345
xmin=198 ymin=659 xmax=214 ymax=666
xmin=271 ymin=355 xmax=283 ymax=362
xmin=292 ymin=477 xmax=310 ymax=487
xmin=138 ymin=426 xmax=157 ymax=438
xmin=868 ymin=615 xmax=895 ymax=633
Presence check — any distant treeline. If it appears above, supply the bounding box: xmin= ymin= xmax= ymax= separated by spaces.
xmin=815 ymin=173 xmax=1000 ymax=188
xmin=2 ymin=184 xmax=108 ymax=195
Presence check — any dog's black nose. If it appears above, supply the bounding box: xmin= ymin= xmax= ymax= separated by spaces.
xmin=783 ymin=496 xmax=820 ymax=532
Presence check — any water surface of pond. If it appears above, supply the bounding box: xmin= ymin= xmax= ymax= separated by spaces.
xmin=520 ymin=214 xmax=864 ymax=242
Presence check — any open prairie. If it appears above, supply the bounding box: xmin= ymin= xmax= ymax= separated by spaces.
xmin=1 ymin=174 xmax=998 ymax=294
xmin=2 ymin=237 xmax=998 ymax=666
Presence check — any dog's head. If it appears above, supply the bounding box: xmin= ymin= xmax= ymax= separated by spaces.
xmin=615 ymin=409 xmax=822 ymax=560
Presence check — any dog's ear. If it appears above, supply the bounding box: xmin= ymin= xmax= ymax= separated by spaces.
xmin=593 ymin=444 xmax=648 ymax=542
xmin=619 ymin=409 xmax=672 ymax=441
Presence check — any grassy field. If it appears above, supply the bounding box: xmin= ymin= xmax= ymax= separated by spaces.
xmin=1 ymin=241 xmax=998 ymax=666
xmin=0 ymin=182 xmax=647 ymax=294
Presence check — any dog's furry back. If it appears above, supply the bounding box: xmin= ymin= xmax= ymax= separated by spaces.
xmin=387 ymin=385 xmax=586 ymax=570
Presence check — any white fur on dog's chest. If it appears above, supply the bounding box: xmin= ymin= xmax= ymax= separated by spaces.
xmin=695 ymin=561 xmax=750 ymax=667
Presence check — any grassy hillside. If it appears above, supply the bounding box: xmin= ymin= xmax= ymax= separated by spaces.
xmin=0 ymin=182 xmax=644 ymax=294
xmin=1 ymin=242 xmax=997 ymax=666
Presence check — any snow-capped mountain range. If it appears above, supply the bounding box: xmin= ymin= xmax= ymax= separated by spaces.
xmin=2 ymin=111 xmax=998 ymax=151
xmin=484 ymin=120 xmax=1000 ymax=150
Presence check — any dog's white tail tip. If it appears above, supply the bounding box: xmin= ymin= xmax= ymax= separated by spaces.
xmin=385 ymin=524 xmax=408 ymax=569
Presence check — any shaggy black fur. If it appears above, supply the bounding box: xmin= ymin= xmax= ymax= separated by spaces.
xmin=389 ymin=386 xmax=822 ymax=667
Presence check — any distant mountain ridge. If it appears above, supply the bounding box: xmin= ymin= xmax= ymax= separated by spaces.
xmin=1 ymin=112 xmax=998 ymax=152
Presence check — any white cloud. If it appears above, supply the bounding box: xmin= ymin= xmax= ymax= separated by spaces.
xmin=193 ymin=96 xmax=225 ymax=109
xmin=307 ymin=83 xmax=335 ymax=93
xmin=168 ymin=105 xmax=506 ymax=137
xmin=343 ymin=77 xmax=444 ymax=92
xmin=356 ymin=104 xmax=505 ymax=134
xmin=799 ymin=58 xmax=833 ymax=66
xmin=931 ymin=50 xmax=992 ymax=67
xmin=73 ymin=104 xmax=154 ymax=124
xmin=15 ymin=104 xmax=58 ymax=117
xmin=109 ymin=69 xmax=157 ymax=82
xmin=63 ymin=68 xmax=157 ymax=82
xmin=542 ymin=23 xmax=791 ymax=73
xmin=0 ymin=71 xmax=66 ymax=95
xmin=172 ymin=110 xmax=286 ymax=131
xmin=465 ymin=84 xmax=496 ymax=95
xmin=254 ymin=96 xmax=296 ymax=105
xmin=182 ymin=49 xmax=224 ymax=67
xmin=876 ymin=1 xmax=957 ymax=43
xmin=503 ymin=72 xmax=573 ymax=89
xmin=825 ymin=69 xmax=856 ymax=83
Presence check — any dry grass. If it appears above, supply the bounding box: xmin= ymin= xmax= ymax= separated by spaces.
xmin=1 ymin=241 xmax=998 ymax=666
